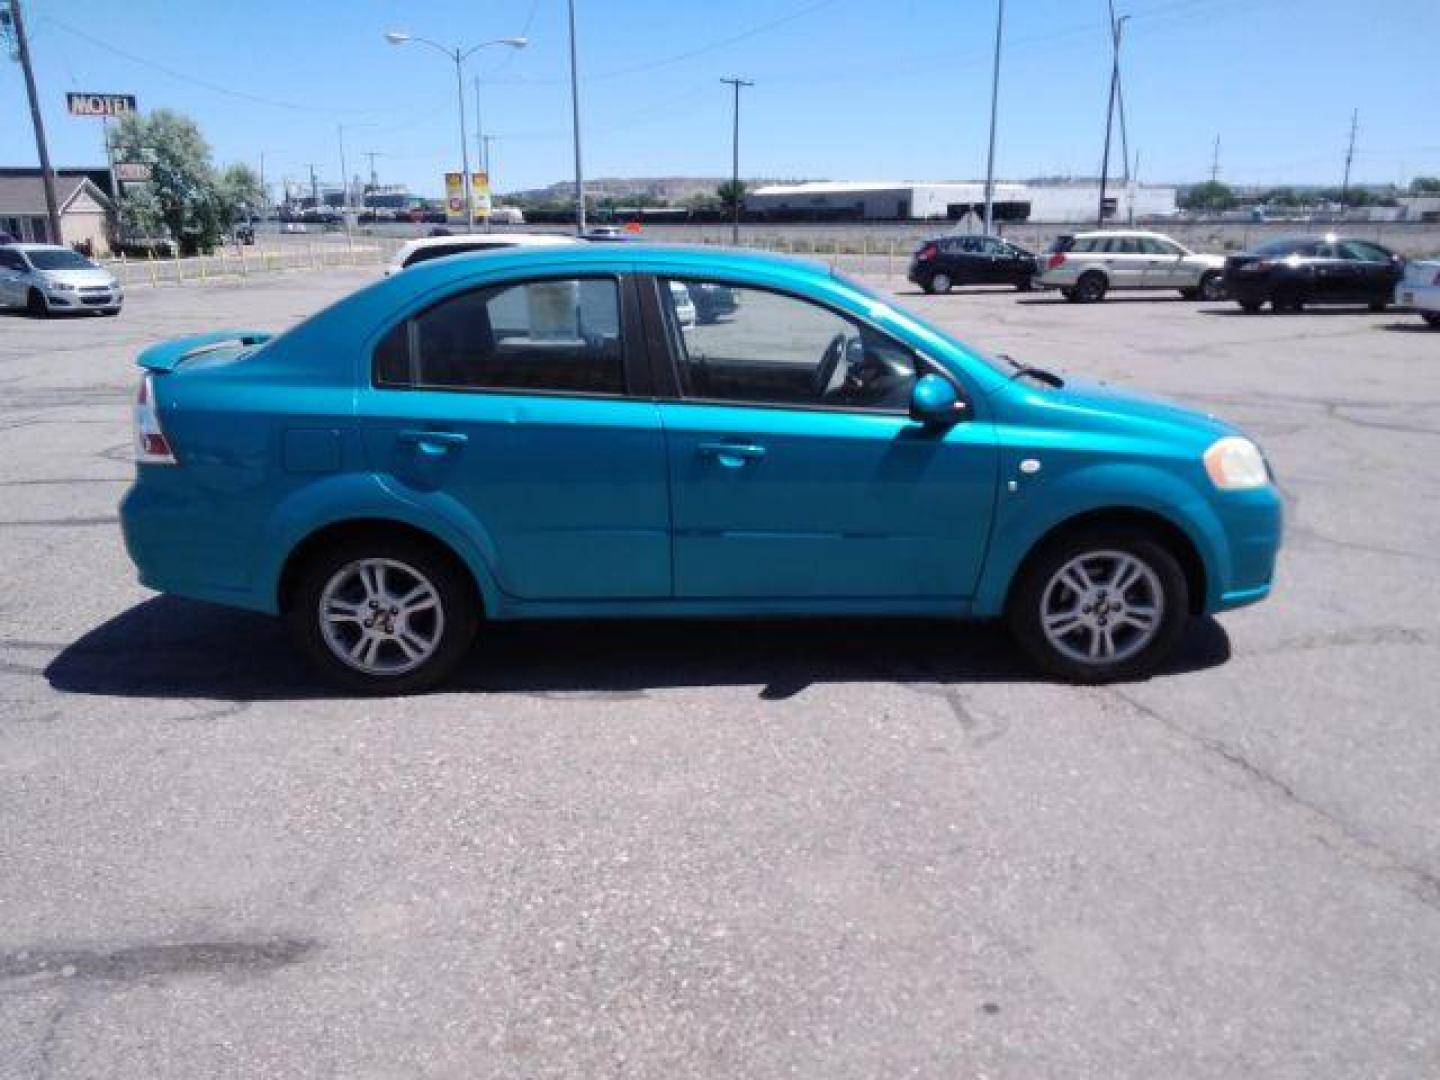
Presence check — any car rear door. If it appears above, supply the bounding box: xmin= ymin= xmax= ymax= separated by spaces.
xmin=645 ymin=275 xmax=998 ymax=601
xmin=356 ymin=270 xmax=671 ymax=601
xmin=1101 ymin=236 xmax=1147 ymax=288
xmin=1309 ymin=241 xmax=1353 ymax=301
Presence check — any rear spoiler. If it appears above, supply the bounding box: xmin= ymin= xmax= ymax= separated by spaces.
xmin=136 ymin=330 xmax=274 ymax=373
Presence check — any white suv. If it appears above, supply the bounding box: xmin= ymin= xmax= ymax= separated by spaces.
xmin=382 ymin=232 xmax=580 ymax=277
xmin=1036 ymin=230 xmax=1227 ymax=303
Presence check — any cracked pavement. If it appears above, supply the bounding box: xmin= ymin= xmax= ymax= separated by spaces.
xmin=1 ymin=269 xmax=1438 ymax=1078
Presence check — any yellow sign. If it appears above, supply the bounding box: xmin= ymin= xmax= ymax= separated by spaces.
xmin=444 ymin=172 xmax=492 ymax=220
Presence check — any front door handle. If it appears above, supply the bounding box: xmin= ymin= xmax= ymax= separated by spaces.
xmin=398 ymin=429 xmax=468 ymax=456
xmin=697 ymin=440 xmax=767 ymax=467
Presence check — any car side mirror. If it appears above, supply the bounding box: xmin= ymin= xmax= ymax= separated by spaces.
xmin=909 ymin=373 xmax=967 ymax=427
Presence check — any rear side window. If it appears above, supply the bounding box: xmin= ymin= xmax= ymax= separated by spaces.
xmin=401 ymin=242 xmax=511 ymax=269
xmin=374 ymin=277 xmax=624 ymax=395
xmin=1338 ymin=241 xmax=1391 ymax=263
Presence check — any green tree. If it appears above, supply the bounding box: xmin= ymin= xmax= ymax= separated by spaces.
xmin=111 ymin=109 xmax=222 ymax=254
xmin=716 ymin=180 xmax=747 ymax=215
xmin=1179 ymin=181 xmax=1237 ymax=212
xmin=215 ymin=163 xmax=264 ymax=226
xmin=1409 ymin=176 xmax=1440 ymax=194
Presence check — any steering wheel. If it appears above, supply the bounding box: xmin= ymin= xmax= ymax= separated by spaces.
xmin=812 ymin=333 xmax=849 ymax=398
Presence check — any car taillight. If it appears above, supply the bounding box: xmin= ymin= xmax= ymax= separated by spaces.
xmin=917 ymin=244 xmax=938 ymax=261
xmin=1046 ymin=253 xmax=1066 ymax=270
xmin=134 ymin=374 xmax=177 ymax=465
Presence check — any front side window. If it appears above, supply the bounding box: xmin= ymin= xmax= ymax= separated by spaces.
xmin=1338 ymin=240 xmax=1391 ymax=263
xmin=658 ymin=279 xmax=918 ymax=413
xmin=375 ymin=277 xmax=624 ymax=395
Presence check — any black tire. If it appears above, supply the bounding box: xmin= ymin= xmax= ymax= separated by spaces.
xmin=1198 ymin=270 xmax=1226 ymax=302
xmin=1061 ymin=288 xmax=1079 ymax=303
xmin=287 ymin=532 xmax=479 ymax=694
xmin=1178 ymin=288 xmax=1198 ymax=301
xmin=1073 ymin=271 xmax=1107 ymax=303
xmin=1006 ymin=525 xmax=1189 ymax=684
xmin=919 ymin=277 xmax=936 ymax=295
xmin=1015 ymin=277 xmax=1034 ymax=292
xmin=26 ymin=288 xmax=48 ymax=318
xmin=1423 ymin=312 xmax=1440 ymax=328
xmin=1237 ymin=299 xmax=1264 ymax=314
xmin=1368 ymin=300 xmax=1388 ymax=313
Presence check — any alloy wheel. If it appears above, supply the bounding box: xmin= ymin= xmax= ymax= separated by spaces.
xmin=318 ymin=557 xmax=445 ymax=675
xmin=1039 ymin=550 xmax=1164 ymax=665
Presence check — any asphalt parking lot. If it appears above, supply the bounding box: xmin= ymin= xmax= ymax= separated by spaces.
xmin=2 ymin=268 xmax=1438 ymax=1078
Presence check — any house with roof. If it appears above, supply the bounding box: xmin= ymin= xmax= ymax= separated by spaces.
xmin=0 ymin=171 xmax=116 ymax=254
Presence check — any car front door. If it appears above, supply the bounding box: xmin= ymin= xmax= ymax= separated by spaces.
xmin=1100 ymin=236 xmax=1147 ymax=288
xmin=1309 ymin=241 xmax=1353 ymax=301
xmin=648 ymin=277 xmax=998 ymax=601
xmin=356 ymin=272 xmax=671 ymax=601
xmin=1141 ymin=237 xmax=1189 ymax=287
xmin=1340 ymin=240 xmax=1403 ymax=303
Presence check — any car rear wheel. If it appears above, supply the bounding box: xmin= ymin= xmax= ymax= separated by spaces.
xmin=1368 ymin=300 xmax=1388 ymax=313
xmin=1007 ymin=527 xmax=1188 ymax=683
xmin=1423 ymin=312 xmax=1440 ymax=328
xmin=26 ymin=288 xmax=48 ymax=318
xmin=1198 ymin=271 xmax=1226 ymax=301
xmin=288 ymin=535 xmax=479 ymax=694
xmin=1272 ymin=287 xmax=1304 ymax=313
xmin=1015 ymin=277 xmax=1034 ymax=292
xmin=929 ymin=272 xmax=953 ymax=295
xmin=1073 ymin=271 xmax=1107 ymax=303
xmin=1237 ymin=299 xmax=1264 ymax=314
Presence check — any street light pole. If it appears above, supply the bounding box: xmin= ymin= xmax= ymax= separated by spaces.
xmin=1096 ymin=13 xmax=1129 ymax=228
xmin=9 ymin=0 xmax=61 ymax=244
xmin=721 ymin=77 xmax=753 ymax=246
xmin=981 ymin=0 xmax=1005 ymax=235
xmin=566 ymin=0 xmax=586 ymax=234
xmin=384 ymin=31 xmax=527 ymax=234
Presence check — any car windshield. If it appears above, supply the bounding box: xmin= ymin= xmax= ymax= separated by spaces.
xmin=29 ymin=249 xmax=94 ymax=271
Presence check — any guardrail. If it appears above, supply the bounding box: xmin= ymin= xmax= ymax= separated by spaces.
xmin=98 ymin=237 xmax=401 ymax=289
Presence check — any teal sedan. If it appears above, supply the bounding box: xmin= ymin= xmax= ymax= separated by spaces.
xmin=120 ymin=246 xmax=1281 ymax=692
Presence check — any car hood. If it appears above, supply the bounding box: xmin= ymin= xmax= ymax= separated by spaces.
xmin=1008 ymin=375 xmax=1237 ymax=446
xmin=41 ymin=266 xmax=116 ymax=287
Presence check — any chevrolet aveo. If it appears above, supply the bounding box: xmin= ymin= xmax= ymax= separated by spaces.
xmin=120 ymin=246 xmax=1282 ymax=693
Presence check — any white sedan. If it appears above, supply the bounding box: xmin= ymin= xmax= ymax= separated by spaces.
xmin=1396 ymin=259 xmax=1440 ymax=328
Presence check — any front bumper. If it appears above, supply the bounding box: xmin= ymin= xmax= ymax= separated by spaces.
xmin=1395 ymin=282 xmax=1440 ymax=313
xmin=1209 ymin=484 xmax=1284 ymax=612
xmin=44 ymin=286 xmax=123 ymax=310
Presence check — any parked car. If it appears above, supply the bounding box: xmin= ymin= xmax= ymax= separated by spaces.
xmin=669 ymin=280 xmax=697 ymax=328
xmin=1224 ymin=237 xmax=1405 ymax=313
xmin=687 ymin=281 xmax=739 ymax=324
xmin=0 ymin=244 xmax=122 ymax=317
xmin=1036 ymin=230 xmax=1227 ymax=303
xmin=119 ymin=245 xmax=1282 ymax=693
xmin=908 ymin=233 xmax=1038 ymax=293
xmin=281 ymin=222 xmax=308 ymax=235
xmin=383 ymin=233 xmax=582 ymax=276
xmin=582 ymin=226 xmax=632 ymax=242
xmin=1395 ymin=259 xmax=1440 ymax=328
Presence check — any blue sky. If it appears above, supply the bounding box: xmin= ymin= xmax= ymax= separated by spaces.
xmin=3 ymin=0 xmax=1437 ymax=198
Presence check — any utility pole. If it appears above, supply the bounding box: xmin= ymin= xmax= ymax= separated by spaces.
xmin=484 ymin=136 xmax=496 ymax=189
xmin=1339 ymin=109 xmax=1358 ymax=214
xmin=1107 ymin=0 xmax=1131 ymax=223
xmin=336 ymin=125 xmax=352 ymax=240
xmin=473 ymin=75 xmax=485 ymax=176
xmin=1209 ymin=134 xmax=1221 ymax=184
xmin=566 ymin=0 xmax=586 ymax=233
xmin=981 ymin=0 xmax=1005 ymax=235
xmin=9 ymin=0 xmax=61 ymax=243
xmin=1096 ymin=13 xmax=1129 ymax=228
xmin=364 ymin=151 xmax=380 ymax=194
xmin=721 ymin=76 xmax=753 ymax=246
xmin=259 ymin=152 xmax=267 ymax=216
xmin=307 ymin=164 xmax=320 ymax=209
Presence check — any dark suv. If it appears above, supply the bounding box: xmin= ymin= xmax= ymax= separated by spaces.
xmin=1224 ymin=237 xmax=1404 ymax=313
xmin=908 ymin=234 xmax=1038 ymax=294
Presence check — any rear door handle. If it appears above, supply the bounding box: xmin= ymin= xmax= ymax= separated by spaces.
xmin=398 ymin=429 xmax=468 ymax=455
xmin=697 ymin=440 xmax=767 ymax=466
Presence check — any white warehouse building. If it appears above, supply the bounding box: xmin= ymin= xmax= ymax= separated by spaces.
xmin=744 ymin=180 xmax=1177 ymax=224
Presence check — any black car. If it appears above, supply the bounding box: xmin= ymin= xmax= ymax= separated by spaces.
xmin=908 ymin=233 xmax=1038 ymax=294
xmin=1224 ymin=237 xmax=1404 ymax=313
xmin=686 ymin=281 xmax=739 ymax=324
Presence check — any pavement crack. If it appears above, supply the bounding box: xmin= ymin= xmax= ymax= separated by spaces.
xmin=1107 ymin=687 xmax=1440 ymax=914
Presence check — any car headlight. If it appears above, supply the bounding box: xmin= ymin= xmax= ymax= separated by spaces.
xmin=1204 ymin=436 xmax=1269 ymax=490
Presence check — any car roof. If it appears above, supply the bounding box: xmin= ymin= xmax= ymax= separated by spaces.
xmin=1065 ymin=230 xmax=1174 ymax=240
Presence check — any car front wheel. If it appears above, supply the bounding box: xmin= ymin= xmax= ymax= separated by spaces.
xmin=1198 ymin=270 xmax=1226 ymax=301
xmin=26 ymin=288 xmax=49 ymax=318
xmin=1073 ymin=271 xmax=1107 ymax=303
xmin=289 ymin=535 xmax=479 ymax=694
xmin=1007 ymin=528 xmax=1188 ymax=683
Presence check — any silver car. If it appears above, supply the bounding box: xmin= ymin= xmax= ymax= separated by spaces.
xmin=0 ymin=244 xmax=123 ymax=316
xmin=1035 ymin=230 xmax=1227 ymax=303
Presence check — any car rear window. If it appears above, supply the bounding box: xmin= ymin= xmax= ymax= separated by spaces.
xmin=1047 ymin=235 xmax=1076 ymax=254
xmin=1254 ymin=239 xmax=1316 ymax=257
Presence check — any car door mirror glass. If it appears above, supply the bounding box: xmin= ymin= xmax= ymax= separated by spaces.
xmin=909 ymin=373 xmax=965 ymax=427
